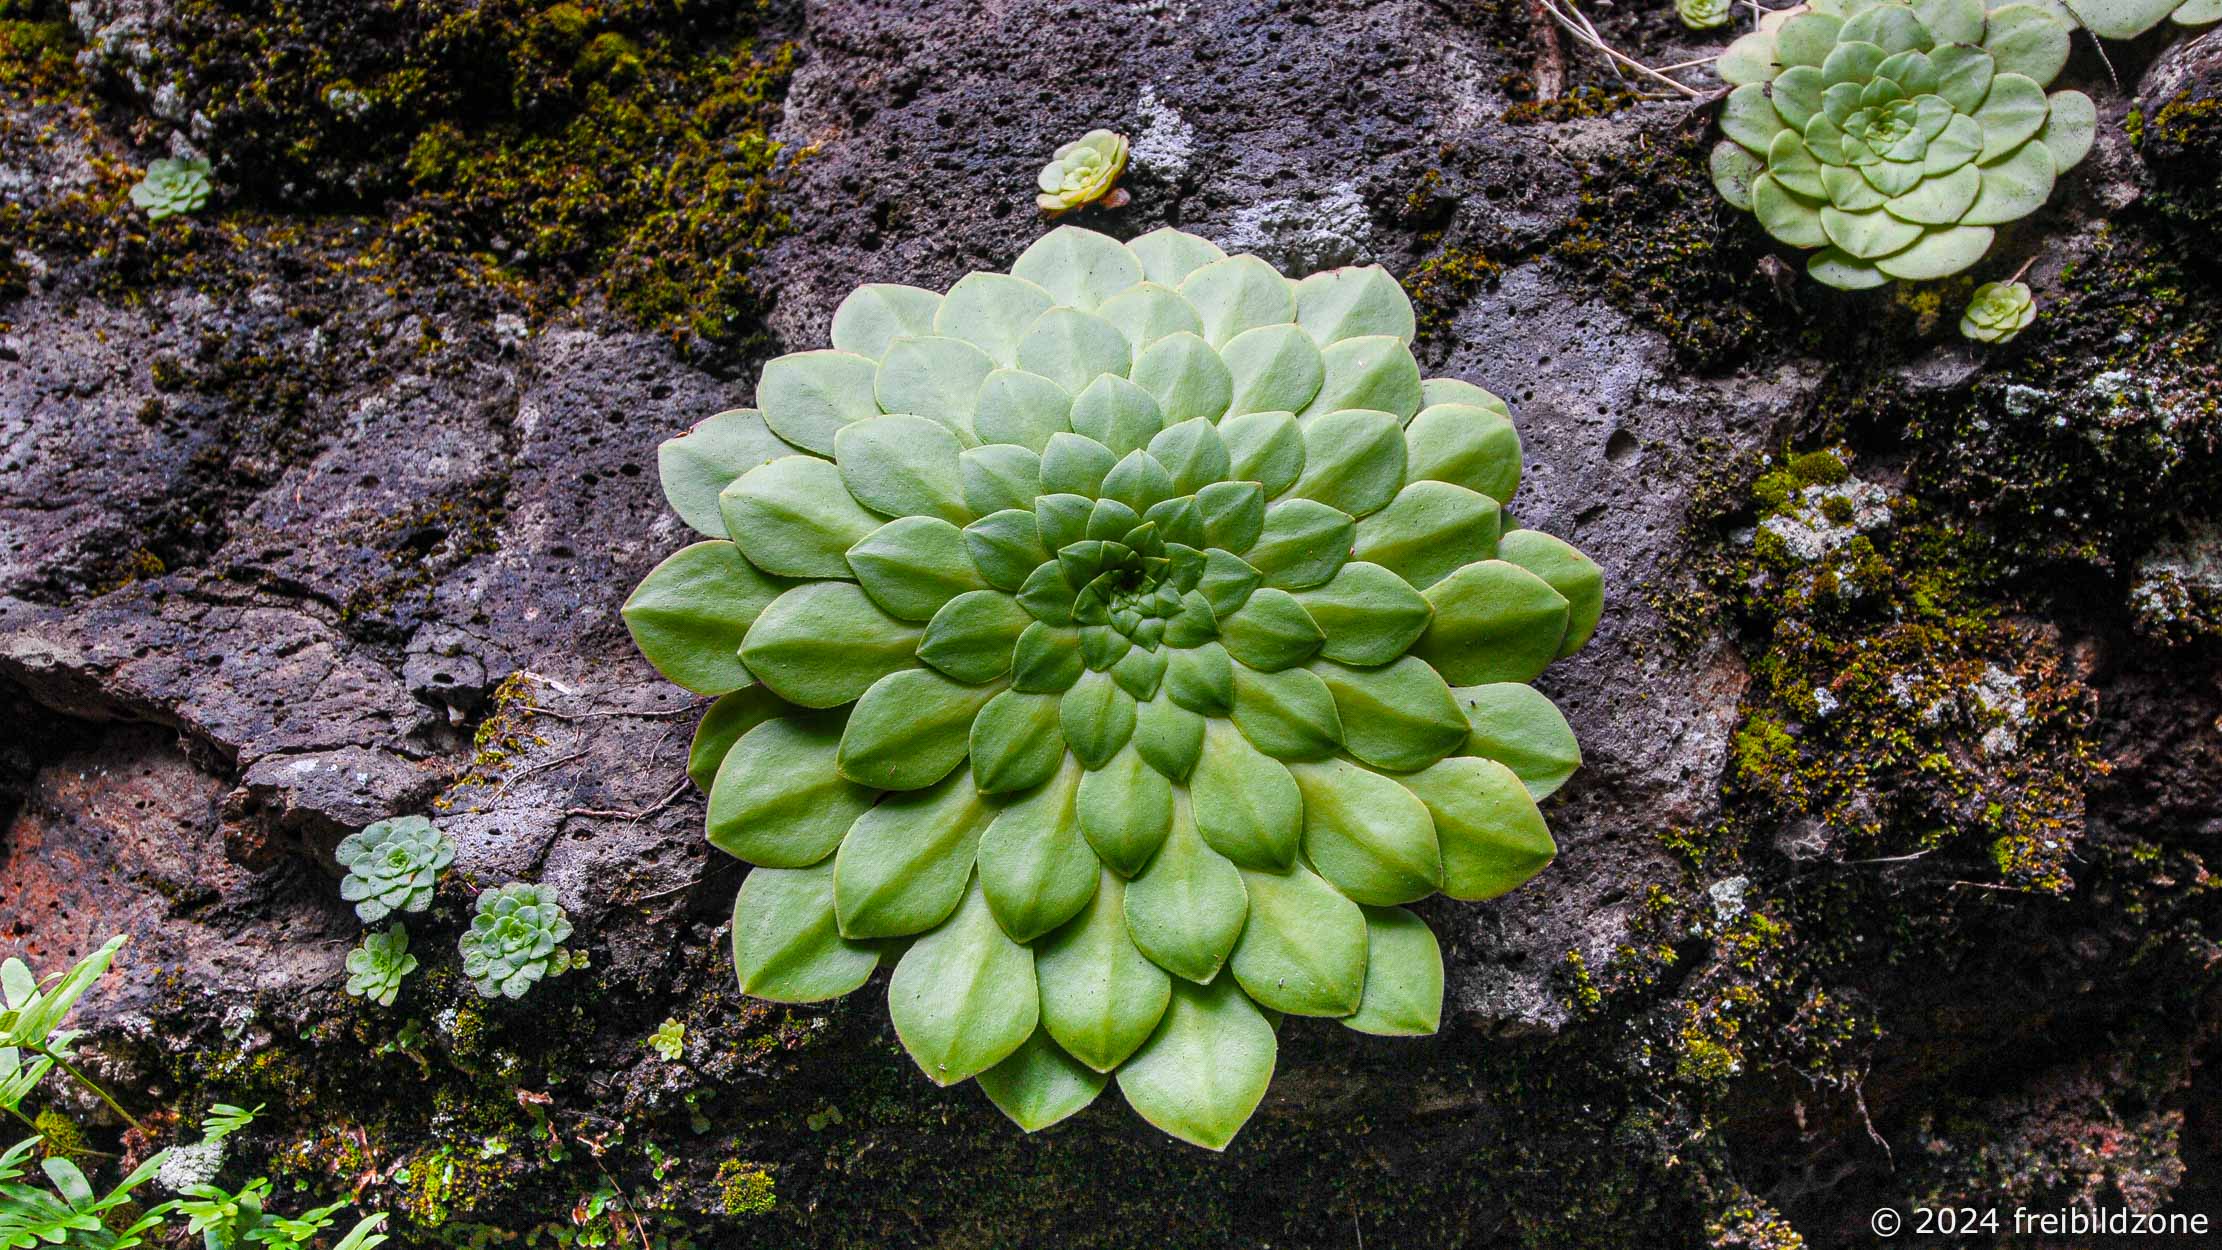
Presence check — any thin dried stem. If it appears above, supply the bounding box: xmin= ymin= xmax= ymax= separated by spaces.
xmin=1534 ymin=0 xmax=1709 ymax=99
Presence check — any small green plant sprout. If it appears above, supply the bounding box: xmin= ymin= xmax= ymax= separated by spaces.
xmin=627 ymin=225 xmax=1599 ymax=1149
xmin=1036 ymin=129 xmax=1130 ymax=216
xmin=0 ymin=1134 xmax=175 ymax=1249
xmin=180 ymin=1177 xmax=388 ymax=1250
xmin=1680 ymin=0 xmax=1733 ymax=29
xmin=647 ymin=1018 xmax=684 ymax=1061
xmin=459 ymin=884 xmax=577 ymax=999
xmin=1959 ymin=278 xmax=2036 ymax=342
xmin=129 ymin=157 xmax=213 ymax=222
xmin=198 ymin=1103 xmax=262 ymax=1142
xmin=1710 ymin=0 xmax=2096 ymax=289
xmin=335 ymin=816 xmax=457 ymax=923
xmin=0 ymin=936 xmax=146 ymax=1135
xmin=343 ymin=926 xmax=418 ymax=1008
xmin=2060 ymin=0 xmax=2219 ymax=37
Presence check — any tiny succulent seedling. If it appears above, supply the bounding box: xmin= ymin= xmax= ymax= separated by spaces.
xmin=1710 ymin=0 xmax=2096 ymax=289
xmin=129 ymin=157 xmax=213 ymax=222
xmin=626 ymin=224 xmax=1599 ymax=1148
xmin=343 ymin=926 xmax=419 ymax=1007
xmin=1681 ymin=0 xmax=1733 ymax=29
xmin=459 ymin=884 xmax=577 ymax=999
xmin=1958 ymin=278 xmax=2036 ymax=341
xmin=647 ymin=1018 xmax=685 ymax=1061
xmin=1037 ymin=130 xmax=1130 ymax=216
xmin=2061 ymin=0 xmax=2219 ymax=37
xmin=336 ymin=816 xmax=457 ymax=923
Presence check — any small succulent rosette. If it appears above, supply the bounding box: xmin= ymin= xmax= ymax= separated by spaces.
xmin=1958 ymin=278 xmax=2036 ymax=341
xmin=1681 ymin=0 xmax=1734 ymax=30
xmin=1709 ymin=0 xmax=2096 ymax=290
xmin=626 ymin=225 xmax=1599 ymax=1149
xmin=335 ymin=815 xmax=458 ymax=923
xmin=129 ymin=157 xmax=214 ymax=222
xmin=2066 ymin=0 xmax=2219 ymax=37
xmin=343 ymin=924 xmax=419 ymax=1007
xmin=1037 ymin=130 xmax=1130 ymax=216
xmin=459 ymin=883 xmax=577 ymax=999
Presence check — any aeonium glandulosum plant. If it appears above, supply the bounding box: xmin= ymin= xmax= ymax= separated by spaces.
xmin=623 ymin=225 xmax=1600 ymax=1149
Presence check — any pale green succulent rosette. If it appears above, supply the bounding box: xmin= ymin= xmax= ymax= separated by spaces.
xmin=1682 ymin=0 xmax=1735 ymax=30
xmin=129 ymin=157 xmax=213 ymax=222
xmin=626 ymin=226 xmax=1600 ymax=1150
xmin=2059 ymin=0 xmax=2220 ymax=37
xmin=335 ymin=815 xmax=458 ymax=923
xmin=459 ymin=884 xmax=577 ymax=999
xmin=1036 ymin=130 xmax=1130 ymax=216
xmin=344 ymin=924 xmax=419 ymax=1007
xmin=1958 ymin=279 xmax=2037 ymax=340
xmin=1710 ymin=0 xmax=2097 ymax=290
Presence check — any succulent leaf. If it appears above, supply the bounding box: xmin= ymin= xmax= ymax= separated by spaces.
xmin=627 ymin=226 xmax=1597 ymax=1147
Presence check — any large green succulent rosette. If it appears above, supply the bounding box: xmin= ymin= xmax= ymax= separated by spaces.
xmin=625 ymin=226 xmax=1600 ymax=1149
xmin=1709 ymin=0 xmax=2097 ymax=290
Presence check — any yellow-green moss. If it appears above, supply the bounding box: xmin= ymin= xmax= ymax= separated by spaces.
xmin=31 ymin=1108 xmax=87 ymax=1160
xmin=715 ymin=1160 xmax=775 ymax=1217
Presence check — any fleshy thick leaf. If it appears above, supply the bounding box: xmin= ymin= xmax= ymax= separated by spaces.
xmin=1343 ymin=906 xmax=1443 ymax=1035
xmin=849 ymin=516 xmax=990 ymax=621
xmin=731 ymin=862 xmax=879 ymax=1002
xmin=1229 ymin=663 xmax=1345 ymax=761
xmin=1013 ymin=226 xmax=1145 ymax=310
xmin=1289 ymin=758 xmax=1443 ymax=906
xmin=835 ymin=768 xmax=996 ymax=938
xmin=1229 ymin=863 xmax=1367 ymax=1016
xmin=919 ymin=590 xmax=1033 ymax=683
xmin=1455 ymin=683 xmax=1582 ymax=799
xmin=623 ymin=541 xmax=782 ymax=695
xmin=1496 ymin=529 xmax=1604 ymax=656
xmin=1405 ymin=404 xmax=1521 ymax=504
xmin=1293 ymin=265 xmax=1417 ymax=346
xmin=1310 ymin=656 xmax=1469 ymax=774
xmin=977 ymin=1028 xmax=1108 ymax=1131
xmin=1300 ymin=336 xmax=1423 ymax=421
xmin=709 ymin=714 xmax=873 ymax=867
xmin=1291 ymin=408 xmax=1407 ymax=518
xmin=1413 ymin=560 xmax=1570 ymax=686
xmin=1352 ymin=481 xmax=1501 ymax=591
xmin=977 ymin=757 xmax=1098 ymax=941
xmin=1123 ymin=797 xmax=1248 ymax=982
xmin=970 ymin=689 xmax=1069 ymax=794
xmin=836 ymin=414 xmax=973 ymax=524
xmin=687 ymin=687 xmax=789 ymax=793
xmin=876 ymin=336 xmax=996 ymax=438
xmin=740 ymin=581 xmax=923 ymax=708
xmin=1245 ymin=499 xmax=1356 ymax=591
xmin=888 ymin=878 xmax=1039 ymax=1085
xmin=831 ymin=283 xmax=940 ymax=359
xmin=1399 ymin=756 xmax=1557 ymax=900
xmin=720 ymin=456 xmax=884 ymax=580
xmin=1115 ymin=974 xmax=1276 ymax=1151
xmin=757 ymin=350 xmax=881 ymax=455
xmin=1189 ymin=719 xmax=1302 ymax=869
xmin=1293 ymin=561 xmax=1434 ymax=666
xmin=839 ymin=668 xmax=1004 ymax=790
xmin=658 ymin=408 xmax=792 ymax=537
xmin=1077 ymin=744 xmax=1177 ymax=876
xmin=1037 ymin=868 xmax=1173 ymax=1070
